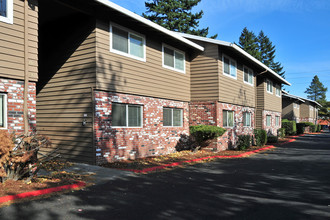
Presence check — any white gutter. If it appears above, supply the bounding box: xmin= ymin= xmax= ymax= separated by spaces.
xmin=281 ymin=90 xmax=322 ymax=107
xmin=178 ymin=33 xmax=291 ymax=86
xmin=95 ymin=0 xmax=204 ymax=51
xmin=282 ymin=93 xmax=305 ymax=102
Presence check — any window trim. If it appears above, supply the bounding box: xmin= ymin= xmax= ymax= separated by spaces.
xmin=163 ymin=107 xmax=183 ymax=127
xmin=266 ymin=79 xmax=273 ymax=94
xmin=223 ymin=110 xmax=234 ymax=128
xmin=162 ymin=43 xmax=186 ymax=74
xmin=222 ymin=54 xmax=237 ymax=79
xmin=266 ymin=115 xmax=272 ymax=127
xmin=243 ymin=65 xmax=254 ymax=86
xmin=111 ymin=103 xmax=143 ymax=128
xmin=0 ymin=0 xmax=13 ymax=24
xmin=275 ymin=116 xmax=280 ymax=126
xmin=243 ymin=112 xmax=252 ymax=127
xmin=0 ymin=93 xmax=7 ymax=129
xmin=109 ymin=22 xmax=146 ymax=62
xmin=275 ymin=84 xmax=281 ymax=97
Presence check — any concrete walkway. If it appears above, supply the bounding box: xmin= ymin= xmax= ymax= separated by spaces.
xmin=1 ymin=132 xmax=330 ymax=219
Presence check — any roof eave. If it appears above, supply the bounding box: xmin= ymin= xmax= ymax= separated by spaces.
xmin=95 ymin=0 xmax=204 ymax=51
xmin=178 ymin=33 xmax=291 ymax=86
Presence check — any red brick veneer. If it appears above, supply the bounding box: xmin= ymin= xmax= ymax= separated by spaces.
xmin=94 ymin=91 xmax=189 ymax=164
xmin=0 ymin=78 xmax=36 ymax=133
xmin=190 ymin=101 xmax=255 ymax=150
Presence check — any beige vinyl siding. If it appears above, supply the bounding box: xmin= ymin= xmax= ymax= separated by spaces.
xmin=218 ymin=51 xmax=256 ymax=107
xmin=282 ymin=98 xmax=293 ymax=119
xmin=255 ymin=77 xmax=265 ymax=129
xmin=264 ymin=81 xmax=282 ymax=112
xmin=190 ymin=42 xmax=219 ymax=101
xmin=293 ymin=103 xmax=300 ymax=118
xmin=37 ymin=19 xmax=96 ymax=164
xmin=0 ymin=0 xmax=38 ymax=81
xmin=300 ymin=103 xmax=309 ymax=118
xmin=95 ymin=20 xmax=191 ymax=102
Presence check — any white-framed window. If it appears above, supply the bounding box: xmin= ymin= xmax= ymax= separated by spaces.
xmin=0 ymin=93 xmax=7 ymax=129
xmin=110 ymin=23 xmax=146 ymax=61
xmin=223 ymin=55 xmax=237 ymax=79
xmin=266 ymin=79 xmax=273 ymax=94
xmin=243 ymin=66 xmax=253 ymax=85
xmin=163 ymin=107 xmax=183 ymax=127
xmin=266 ymin=115 xmax=271 ymax=126
xmin=223 ymin=110 xmax=234 ymax=127
xmin=111 ymin=103 xmax=143 ymax=127
xmin=275 ymin=116 xmax=280 ymax=126
xmin=275 ymin=85 xmax=281 ymax=97
xmin=243 ymin=112 xmax=251 ymax=127
xmin=0 ymin=0 xmax=13 ymax=24
xmin=162 ymin=44 xmax=185 ymax=73
xmin=297 ymin=103 xmax=300 ymax=109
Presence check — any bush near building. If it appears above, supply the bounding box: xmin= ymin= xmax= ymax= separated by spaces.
xmin=254 ymin=129 xmax=267 ymax=147
xmin=282 ymin=119 xmax=296 ymax=135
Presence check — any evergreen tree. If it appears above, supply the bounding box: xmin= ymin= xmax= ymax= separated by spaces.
xmin=238 ymin=28 xmax=285 ymax=78
xmin=143 ymin=0 xmax=217 ymax=38
xmin=305 ymin=75 xmax=328 ymax=101
xmin=238 ymin=27 xmax=261 ymax=60
xmin=258 ymin=31 xmax=275 ymax=67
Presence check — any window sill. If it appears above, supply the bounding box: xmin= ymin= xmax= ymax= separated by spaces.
xmin=243 ymin=81 xmax=254 ymax=87
xmin=162 ymin=64 xmax=185 ymax=74
xmin=110 ymin=48 xmax=146 ymax=62
xmin=223 ymin=73 xmax=237 ymax=80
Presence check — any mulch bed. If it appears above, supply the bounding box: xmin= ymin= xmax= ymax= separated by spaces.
xmin=101 ymin=145 xmax=276 ymax=171
xmin=0 ymin=160 xmax=90 ymax=206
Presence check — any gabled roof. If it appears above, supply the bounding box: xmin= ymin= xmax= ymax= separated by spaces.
xmin=95 ymin=0 xmax=204 ymax=51
xmin=177 ymin=33 xmax=291 ymax=86
xmin=282 ymin=90 xmax=322 ymax=107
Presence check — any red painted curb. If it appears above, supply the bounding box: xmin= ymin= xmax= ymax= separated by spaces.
xmin=0 ymin=181 xmax=86 ymax=204
xmin=122 ymin=146 xmax=276 ymax=173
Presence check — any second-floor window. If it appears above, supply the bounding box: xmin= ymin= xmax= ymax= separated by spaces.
xmin=0 ymin=0 xmax=13 ymax=24
xmin=243 ymin=66 xmax=253 ymax=85
xmin=275 ymin=85 xmax=281 ymax=96
xmin=112 ymin=103 xmax=143 ymax=127
xmin=223 ymin=55 xmax=237 ymax=78
xmin=223 ymin=110 xmax=234 ymax=127
xmin=162 ymin=45 xmax=185 ymax=73
xmin=0 ymin=93 xmax=7 ymax=129
xmin=266 ymin=115 xmax=271 ymax=126
xmin=243 ymin=112 xmax=251 ymax=127
xmin=266 ymin=79 xmax=273 ymax=93
xmin=110 ymin=24 xmax=146 ymax=61
xmin=163 ymin=108 xmax=183 ymax=127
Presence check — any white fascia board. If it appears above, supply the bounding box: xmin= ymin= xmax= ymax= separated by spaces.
xmin=179 ymin=32 xmax=291 ymax=86
xmin=282 ymin=93 xmax=305 ymax=102
xmin=96 ymin=0 xmax=204 ymax=51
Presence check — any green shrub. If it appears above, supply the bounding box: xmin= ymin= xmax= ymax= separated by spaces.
xmin=296 ymin=123 xmax=306 ymax=135
xmin=281 ymin=120 xmax=296 ymax=135
xmin=254 ymin=129 xmax=267 ymax=147
xmin=267 ymin=135 xmax=278 ymax=143
xmin=316 ymin=124 xmax=321 ymax=132
xmin=310 ymin=124 xmax=316 ymax=132
xmin=190 ymin=125 xmax=226 ymax=148
xmin=301 ymin=122 xmax=314 ymax=127
xmin=237 ymin=135 xmax=251 ymax=150
xmin=277 ymin=128 xmax=285 ymax=138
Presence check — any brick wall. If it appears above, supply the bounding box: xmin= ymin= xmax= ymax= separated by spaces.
xmin=263 ymin=110 xmax=281 ymax=135
xmin=190 ymin=101 xmax=255 ymax=150
xmin=94 ymin=91 xmax=189 ymax=164
xmin=0 ymin=78 xmax=36 ymax=133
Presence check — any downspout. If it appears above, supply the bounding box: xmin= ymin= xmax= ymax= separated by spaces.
xmin=23 ymin=0 xmax=29 ymax=135
xmin=91 ymin=87 xmax=96 ymax=165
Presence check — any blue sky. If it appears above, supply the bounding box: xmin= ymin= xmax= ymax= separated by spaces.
xmin=110 ymin=0 xmax=330 ymax=100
